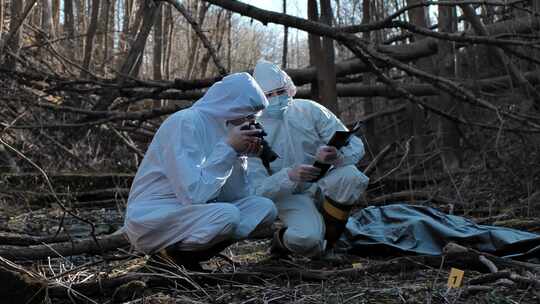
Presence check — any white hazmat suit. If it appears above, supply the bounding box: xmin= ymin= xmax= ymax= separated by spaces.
xmin=249 ymin=60 xmax=369 ymax=256
xmin=124 ymin=72 xmax=277 ymax=254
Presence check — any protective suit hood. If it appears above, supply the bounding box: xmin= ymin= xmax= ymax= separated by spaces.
xmin=192 ymin=72 xmax=268 ymax=121
xmin=253 ymin=60 xmax=297 ymax=96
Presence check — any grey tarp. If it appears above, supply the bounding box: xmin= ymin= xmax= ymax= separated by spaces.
xmin=342 ymin=204 xmax=540 ymax=261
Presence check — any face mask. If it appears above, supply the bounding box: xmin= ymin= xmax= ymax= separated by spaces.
xmin=263 ymin=94 xmax=290 ymax=119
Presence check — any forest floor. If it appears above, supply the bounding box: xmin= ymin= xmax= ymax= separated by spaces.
xmin=0 ymin=173 xmax=539 ymax=304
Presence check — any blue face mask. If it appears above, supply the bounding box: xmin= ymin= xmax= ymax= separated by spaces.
xmin=263 ymin=94 xmax=290 ymax=119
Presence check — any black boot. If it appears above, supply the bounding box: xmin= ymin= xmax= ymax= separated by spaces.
xmin=322 ymin=197 xmax=352 ymax=250
xmin=269 ymin=227 xmax=291 ymax=258
xmin=148 ymin=239 xmax=235 ymax=272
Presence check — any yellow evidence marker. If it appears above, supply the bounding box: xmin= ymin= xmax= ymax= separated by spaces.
xmin=447 ymin=268 xmax=465 ymax=288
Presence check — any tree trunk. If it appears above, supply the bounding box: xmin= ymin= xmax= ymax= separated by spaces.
xmin=76 ymin=0 xmax=86 ymax=56
xmin=0 ymin=0 xmax=3 ymax=42
xmin=164 ymin=4 xmax=173 ymax=80
xmin=437 ymin=4 xmax=461 ymax=169
xmin=4 ymin=0 xmax=24 ymax=69
xmin=119 ymin=0 xmax=132 ymax=56
xmin=40 ymin=0 xmax=53 ymax=38
xmin=362 ymin=0 xmax=377 ymax=152
xmin=99 ymin=0 xmax=111 ymax=70
xmin=226 ymin=10 xmax=232 ymax=72
xmin=281 ymin=0 xmax=288 ymax=69
xmin=52 ymin=0 xmax=59 ymax=32
xmin=307 ymin=0 xmax=321 ymax=101
xmin=199 ymin=8 xmax=226 ymax=78
xmin=64 ymin=0 xmax=75 ymax=60
xmin=405 ymin=0 xmax=431 ymax=155
xmin=119 ymin=0 xmax=162 ymax=79
xmin=107 ymin=0 xmax=116 ymax=68
xmin=185 ymin=2 xmax=210 ymax=79
xmin=81 ymin=0 xmax=101 ymax=78
xmin=152 ymin=4 xmax=163 ymax=107
xmin=318 ymin=0 xmax=339 ymax=114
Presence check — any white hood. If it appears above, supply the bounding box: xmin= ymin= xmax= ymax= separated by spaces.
xmin=253 ymin=60 xmax=297 ymax=96
xmin=192 ymin=72 xmax=268 ymax=121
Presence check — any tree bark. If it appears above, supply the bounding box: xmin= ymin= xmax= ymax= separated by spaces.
xmin=81 ymin=0 xmax=101 ymax=78
xmin=119 ymin=0 xmax=162 ymax=79
xmin=152 ymin=4 xmax=163 ymax=107
xmin=51 ymin=0 xmax=59 ymax=32
xmin=76 ymin=0 xmax=87 ymax=55
xmin=99 ymin=0 xmax=111 ymax=69
xmin=164 ymin=5 xmax=174 ymax=80
xmin=307 ymin=0 xmax=321 ymax=101
xmin=183 ymin=2 xmax=211 ymax=79
xmin=40 ymin=0 xmax=53 ymax=38
xmin=404 ymin=0 xmax=431 ymax=155
xmin=362 ymin=0 xmax=377 ymax=152
xmin=0 ymin=234 xmax=129 ymax=260
xmin=2 ymin=0 xmax=38 ymax=69
xmin=282 ymin=0 xmax=288 ymax=69
xmin=0 ymin=0 xmax=3 ymax=42
xmin=318 ymin=0 xmax=339 ymax=114
xmin=64 ymin=0 xmax=75 ymax=60
xmin=437 ymin=4 xmax=460 ymax=169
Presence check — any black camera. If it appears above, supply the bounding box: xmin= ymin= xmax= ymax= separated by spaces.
xmin=241 ymin=122 xmax=279 ymax=169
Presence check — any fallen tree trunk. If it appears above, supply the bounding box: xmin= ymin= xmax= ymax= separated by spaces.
xmin=0 ymin=232 xmax=70 ymax=246
xmin=0 ymin=233 xmax=129 ymax=260
xmin=106 ymin=68 xmax=540 ymax=102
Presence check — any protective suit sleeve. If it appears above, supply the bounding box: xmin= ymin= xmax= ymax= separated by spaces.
xmin=247 ymin=157 xmax=297 ymax=199
xmin=160 ymin=119 xmax=237 ymax=205
xmin=313 ymin=104 xmax=365 ymax=167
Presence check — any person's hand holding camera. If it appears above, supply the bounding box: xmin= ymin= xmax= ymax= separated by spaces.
xmin=227 ymin=122 xmax=263 ymax=156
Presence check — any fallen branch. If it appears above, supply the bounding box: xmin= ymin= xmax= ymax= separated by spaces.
xmin=0 ymin=232 xmax=70 ymax=246
xmin=0 ymin=233 xmax=129 ymax=260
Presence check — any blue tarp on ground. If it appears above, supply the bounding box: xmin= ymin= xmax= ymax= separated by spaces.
xmin=342 ymin=204 xmax=540 ymax=261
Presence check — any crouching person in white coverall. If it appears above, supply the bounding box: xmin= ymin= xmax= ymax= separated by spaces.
xmin=249 ymin=60 xmax=369 ymax=258
xmin=123 ymin=73 xmax=278 ymax=270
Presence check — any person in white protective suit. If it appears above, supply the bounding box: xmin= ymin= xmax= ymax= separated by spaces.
xmin=123 ymin=72 xmax=278 ymax=270
xmin=249 ymin=60 xmax=369 ymax=257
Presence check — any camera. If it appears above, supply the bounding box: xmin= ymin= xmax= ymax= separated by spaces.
xmin=241 ymin=122 xmax=279 ymax=169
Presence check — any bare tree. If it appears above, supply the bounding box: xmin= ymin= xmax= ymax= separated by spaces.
xmin=81 ymin=0 xmax=101 ymax=77
xmin=153 ymin=4 xmax=163 ymax=106
xmin=318 ymin=0 xmax=338 ymax=114
xmin=40 ymin=0 xmax=53 ymax=38
xmin=437 ymin=3 xmax=460 ymax=169
xmin=307 ymin=0 xmax=321 ymax=101
xmin=282 ymin=0 xmax=288 ymax=69
xmin=52 ymin=0 xmax=59 ymax=32
xmin=64 ymin=0 xmax=76 ymax=60
xmin=119 ymin=0 xmax=162 ymax=79
xmin=0 ymin=0 xmax=4 ymax=42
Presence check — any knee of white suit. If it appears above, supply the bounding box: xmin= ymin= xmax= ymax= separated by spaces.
xmin=232 ymin=196 xmax=277 ymax=239
xmin=258 ymin=197 xmax=278 ymax=226
xmin=319 ymin=165 xmax=369 ymax=204
xmin=284 ymin=227 xmax=325 ymax=257
xmin=213 ymin=204 xmax=242 ymax=239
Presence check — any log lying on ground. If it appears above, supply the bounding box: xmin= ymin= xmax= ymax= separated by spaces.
xmin=1 ymin=188 xmax=131 ymax=205
xmin=0 ymin=232 xmax=70 ymax=246
xmin=0 ymin=233 xmax=129 ymax=260
xmin=0 ymin=172 xmax=134 ymax=191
